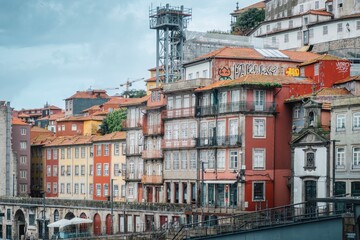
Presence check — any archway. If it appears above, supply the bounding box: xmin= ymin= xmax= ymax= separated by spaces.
xmin=64 ymin=212 xmax=76 ymax=234
xmin=37 ymin=210 xmax=49 ymax=240
xmin=105 ymin=214 xmax=112 ymax=235
xmin=14 ymin=209 xmax=26 ymax=240
xmin=80 ymin=213 xmax=88 ymax=233
xmin=53 ymin=210 xmax=60 ymax=236
xmin=93 ymin=213 xmax=101 ymax=236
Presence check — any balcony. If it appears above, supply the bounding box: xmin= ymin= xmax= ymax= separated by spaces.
xmin=196 ymin=101 xmax=276 ymax=117
xmin=162 ymin=107 xmax=195 ymax=119
xmin=124 ymin=119 xmax=143 ymax=129
xmin=196 ymin=135 xmax=242 ymax=148
xmin=161 ymin=138 xmax=196 ymax=149
xmin=125 ymin=171 xmax=142 ymax=181
xmin=141 ymin=175 xmax=163 ymax=184
xmin=144 ymin=124 xmax=164 ymax=136
xmin=162 ymin=78 xmax=213 ymax=93
xmin=125 ymin=148 xmax=142 ymax=156
xmin=142 ymin=150 xmax=163 ymax=159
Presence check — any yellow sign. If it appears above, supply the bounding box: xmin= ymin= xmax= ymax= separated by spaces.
xmin=285 ymin=67 xmax=300 ymax=77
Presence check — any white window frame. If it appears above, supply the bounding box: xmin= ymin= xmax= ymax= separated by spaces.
xmin=353 ymin=147 xmax=360 ymax=167
xmin=336 ymin=147 xmax=345 ymax=168
xmin=253 ymin=148 xmax=265 ymax=170
xmin=353 ymin=112 xmax=360 ymax=129
xmin=253 ymin=118 xmax=266 ymax=138
xmin=96 ymin=163 xmax=102 ymax=176
xmin=336 ymin=114 xmax=346 ymax=131
xmin=21 ymin=128 xmax=26 ymax=135
xmin=71 ymin=124 xmax=77 ymax=131
xmin=104 ymin=163 xmax=109 ymax=176
xmin=230 ymin=150 xmax=238 ymax=170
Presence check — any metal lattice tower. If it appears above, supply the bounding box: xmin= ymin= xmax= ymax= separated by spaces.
xmin=149 ymin=4 xmax=192 ymax=86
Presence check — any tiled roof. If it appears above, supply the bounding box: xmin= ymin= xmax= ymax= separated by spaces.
xmin=285 ymin=87 xmax=351 ymax=102
xmin=49 ymin=113 xmax=65 ymax=121
xmin=334 ymin=75 xmax=360 ymax=84
xmin=188 ymin=47 xmax=320 ymax=64
xmin=92 ymin=131 xmax=126 ymax=142
xmin=119 ymin=95 xmax=150 ymax=107
xmin=104 ymin=96 xmax=127 ymax=105
xmin=65 ymin=90 xmax=109 ymax=100
xmin=195 ymin=75 xmax=314 ymax=92
xmin=46 ymin=105 xmax=62 ymax=110
xmin=82 ymin=105 xmax=101 ymax=113
xmin=232 ymin=1 xmax=265 ymax=15
xmin=31 ymin=135 xmax=56 ymax=146
xmin=12 ymin=117 xmax=28 ymax=125
xmin=57 ymin=115 xmax=104 ymax=122
xmin=31 ymin=126 xmax=52 ymax=133
xmin=18 ymin=113 xmax=30 ymax=118
xmin=305 ymin=10 xmax=332 ymax=16
xmin=45 ymin=135 xmax=94 ymax=147
xmin=298 ymin=54 xmax=348 ymax=67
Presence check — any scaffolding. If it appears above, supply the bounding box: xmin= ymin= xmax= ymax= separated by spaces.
xmin=149 ymin=4 xmax=192 ymax=85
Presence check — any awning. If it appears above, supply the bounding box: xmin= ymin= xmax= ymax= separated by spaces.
xmin=47 ymin=217 xmax=93 ymax=228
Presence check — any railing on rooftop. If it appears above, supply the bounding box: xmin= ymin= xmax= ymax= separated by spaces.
xmin=171 ymin=201 xmax=352 ymax=240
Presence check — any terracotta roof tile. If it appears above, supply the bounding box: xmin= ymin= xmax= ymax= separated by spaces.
xmin=119 ymin=95 xmax=150 ymax=107
xmin=305 ymin=10 xmax=332 ymax=16
xmin=285 ymin=87 xmax=352 ymax=102
xmin=232 ymin=1 xmax=265 ymax=15
xmin=65 ymin=90 xmax=109 ymax=100
xmin=298 ymin=54 xmax=348 ymax=67
xmin=18 ymin=113 xmax=30 ymax=118
xmin=194 ymin=80 xmax=231 ymax=92
xmin=334 ymin=75 xmax=360 ymax=84
xmin=31 ymin=126 xmax=52 ymax=133
xmin=46 ymin=105 xmax=62 ymax=110
xmin=92 ymin=131 xmax=126 ymax=142
xmin=31 ymin=135 xmax=56 ymax=146
xmin=12 ymin=117 xmax=28 ymax=125
xmin=82 ymin=105 xmax=101 ymax=112
xmin=57 ymin=115 xmax=104 ymax=122
xmin=45 ymin=135 xmax=94 ymax=147
xmin=104 ymin=97 xmax=127 ymax=105
xmin=49 ymin=113 xmax=65 ymax=121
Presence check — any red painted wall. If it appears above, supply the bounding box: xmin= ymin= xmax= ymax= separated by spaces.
xmin=302 ymin=60 xmax=350 ymax=89
xmin=56 ymin=121 xmax=84 ymax=137
xmin=93 ymin=143 xmax=111 ymax=201
xmin=46 ymin=148 xmax=58 ymax=198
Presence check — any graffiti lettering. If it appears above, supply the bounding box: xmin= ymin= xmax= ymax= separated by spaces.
xmin=285 ymin=67 xmax=300 ymax=77
xmin=233 ymin=63 xmax=278 ymax=78
xmin=336 ymin=62 xmax=350 ymax=73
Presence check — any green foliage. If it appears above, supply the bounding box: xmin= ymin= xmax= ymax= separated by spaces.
xmin=100 ymin=109 xmax=127 ymax=135
xmin=233 ymin=8 xmax=265 ymax=34
xmin=121 ymin=89 xmax=147 ymax=98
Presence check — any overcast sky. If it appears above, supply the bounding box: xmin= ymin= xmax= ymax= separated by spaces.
xmin=0 ymin=0 xmax=254 ymax=110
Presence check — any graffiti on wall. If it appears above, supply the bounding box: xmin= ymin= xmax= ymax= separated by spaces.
xmin=233 ymin=63 xmax=278 ymax=79
xmin=285 ymin=67 xmax=300 ymax=77
xmin=218 ymin=66 xmax=232 ymax=80
xmin=336 ymin=62 xmax=350 ymax=73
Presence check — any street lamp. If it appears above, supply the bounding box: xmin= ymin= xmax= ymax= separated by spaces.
xmin=331 ymin=139 xmax=340 ymax=197
xmin=40 ymin=191 xmax=47 ymax=240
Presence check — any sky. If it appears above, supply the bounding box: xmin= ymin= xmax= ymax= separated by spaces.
xmin=0 ymin=0 xmax=254 ymax=110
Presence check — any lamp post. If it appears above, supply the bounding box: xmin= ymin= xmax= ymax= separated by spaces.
xmin=110 ymin=179 xmax=114 ymax=235
xmin=41 ymin=191 xmax=46 ymax=240
xmin=331 ymin=140 xmax=340 ymax=197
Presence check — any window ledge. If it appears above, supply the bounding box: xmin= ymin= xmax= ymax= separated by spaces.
xmin=304 ymin=166 xmax=316 ymax=171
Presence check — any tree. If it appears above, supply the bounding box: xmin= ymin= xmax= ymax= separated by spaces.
xmin=121 ymin=89 xmax=147 ymax=98
xmin=232 ymin=8 xmax=265 ymax=35
xmin=99 ymin=108 xmax=127 ymax=135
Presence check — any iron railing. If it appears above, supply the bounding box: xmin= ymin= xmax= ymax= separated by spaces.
xmin=162 ymin=139 xmax=196 ymax=149
xmin=196 ymin=135 xmax=242 ymax=147
xmin=142 ymin=150 xmax=163 ymax=159
xmin=196 ymin=101 xmax=276 ymax=117
xmin=162 ymin=107 xmax=195 ymax=119
xmin=144 ymin=124 xmax=164 ymax=135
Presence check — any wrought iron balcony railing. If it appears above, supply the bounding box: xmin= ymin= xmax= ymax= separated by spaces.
xmin=141 ymin=175 xmax=163 ymax=184
xmin=142 ymin=150 xmax=163 ymax=159
xmin=162 ymin=138 xmax=196 ymax=149
xmin=162 ymin=107 xmax=195 ymax=119
xmin=144 ymin=124 xmax=164 ymax=136
xmin=196 ymin=135 xmax=242 ymax=148
xmin=125 ymin=171 xmax=143 ymax=181
xmin=196 ymin=101 xmax=276 ymax=117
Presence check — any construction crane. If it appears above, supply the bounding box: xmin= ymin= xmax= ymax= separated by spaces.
xmin=89 ymin=77 xmax=145 ymax=91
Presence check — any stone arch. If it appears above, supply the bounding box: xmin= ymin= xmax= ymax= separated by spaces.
xmin=80 ymin=212 xmax=88 ymax=233
xmin=64 ymin=211 xmax=75 ymax=220
xmin=93 ymin=213 xmax=101 ymax=236
xmin=64 ymin=211 xmax=76 ymax=234
xmin=105 ymin=214 xmax=112 ymax=235
xmin=53 ymin=209 xmax=60 ymax=235
xmin=14 ymin=209 xmax=26 ymax=240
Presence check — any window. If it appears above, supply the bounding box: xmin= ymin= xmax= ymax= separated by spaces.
xmin=266 ymin=25 xmax=270 ymax=32
xmin=67 ymin=165 xmax=71 ymax=176
xmin=353 ymin=113 xmax=360 ymax=129
xmin=121 ymin=185 xmax=126 ymax=197
xmin=114 ymin=185 xmax=119 ymax=196
xmin=58 ymin=125 xmax=61 ymax=132
xmin=304 ymin=17 xmax=308 ymax=25
xmin=96 ymin=144 xmax=101 ymax=156
xmin=6 ymin=209 xmax=11 ymax=220
xmin=75 ymin=147 xmax=79 ymax=159
xmin=20 ymin=184 xmax=27 ymax=193
xmin=21 ymin=128 xmax=26 ymax=135
xmin=230 ymin=151 xmax=238 ymax=169
xmin=114 ymin=143 xmax=120 ymax=155
xmin=277 ymin=22 xmax=281 ymax=29
xmin=314 ymin=63 xmax=319 ymax=76
xmin=104 ymin=163 xmax=109 ymax=176
xmin=60 ymin=183 xmax=65 ymax=194
xmin=89 ymin=164 xmax=93 ymax=176
xmin=89 ymin=184 xmax=93 ymax=195
xmin=315 ymin=1 xmax=319 ymax=9
xmin=253 ymin=149 xmax=265 ymax=170
xmin=20 ymin=156 xmax=27 ymax=164
xmin=284 ymin=34 xmax=289 ymax=43
xmin=47 ymin=149 xmax=51 ymax=160
xmin=71 ymin=124 xmax=77 ymax=131
xmin=173 ymin=152 xmax=179 ymax=170
xmin=114 ymin=164 xmax=120 ymax=176
xmin=217 ymin=150 xmax=225 ymax=169
xmin=196 ymin=71 xmax=199 ymax=78
xmin=188 ymin=73 xmax=193 ymax=80
xmin=165 ymin=152 xmax=171 ymax=170
xmin=47 ymin=183 xmax=51 ymax=193
xmin=337 ymin=23 xmax=343 ymax=32
xmin=104 ymin=184 xmax=109 ymax=196
xmin=357 ymin=21 xmax=360 ymax=30
xmin=202 ymin=70 xmax=208 ymax=78
xmin=338 ymin=0 xmax=343 ymax=8
xmin=81 ymin=147 xmax=86 ymax=158
xmin=309 ymin=29 xmax=314 ymax=38
xmin=62 ymin=125 xmax=65 ymax=131
xmin=96 ymin=163 xmax=102 ymax=176
xmin=81 ymin=165 xmax=85 ymax=176
xmin=67 ymin=147 xmax=71 ymax=159
xmin=128 ymin=183 xmax=134 ymax=196
xmin=53 ymin=149 xmax=58 ymax=160
xmin=323 ymin=26 xmax=328 ymax=35
xmin=96 ymin=184 xmax=101 ymax=196
xmin=254 ymin=90 xmax=265 ymax=111
xmin=253 ymin=118 xmax=265 ymax=137
xmin=299 ymin=4 xmax=304 ymax=13
xmin=353 ymin=148 xmax=360 ymax=167
xmin=181 ymin=151 xmax=187 ymax=169
xmin=74 ymin=183 xmax=79 ymax=194
xmin=190 ymin=151 xmax=197 ymax=169
xmin=81 ymin=183 xmax=85 ymax=194
xmin=289 ymin=20 xmax=293 ymax=28
xmin=297 ymin=31 xmax=302 ymax=40
xmin=53 ymin=166 xmax=58 ymax=176
xmin=61 ymin=166 xmax=65 ymax=176
xmin=336 ymin=114 xmax=346 ymax=131
xmin=305 ymin=152 xmax=316 ymax=169
xmin=66 ymin=183 xmax=71 ymax=194
xmin=253 ymin=182 xmax=265 ymax=201
xmin=75 ymin=165 xmax=79 ymax=176
xmin=336 ymin=148 xmax=345 ymax=167
xmin=20 ymin=170 xmax=27 ymax=179
xmin=20 ymin=141 xmax=27 ymax=150
xmin=61 ymin=149 xmax=65 ymax=159
xmin=104 ymin=144 xmax=109 ymax=156
xmin=293 ymin=107 xmax=300 ymax=119
xmin=272 ymin=36 xmax=277 ymax=44
xmin=90 ymin=146 xmax=94 ymax=157
xmin=47 ymin=166 xmax=51 ymax=177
